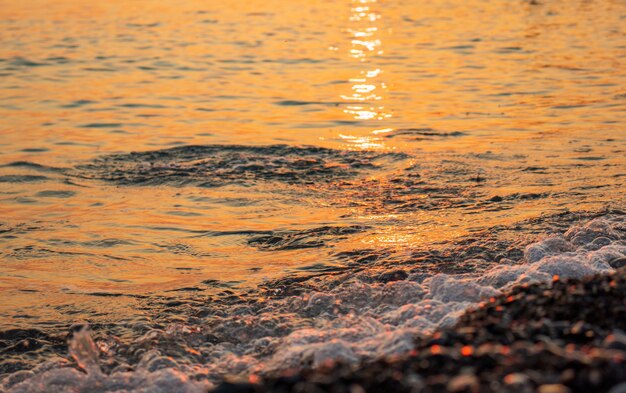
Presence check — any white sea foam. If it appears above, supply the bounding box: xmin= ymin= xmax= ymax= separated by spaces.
xmin=3 ymin=215 xmax=625 ymax=393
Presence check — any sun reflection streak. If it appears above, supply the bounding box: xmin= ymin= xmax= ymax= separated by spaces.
xmin=340 ymin=0 xmax=392 ymax=149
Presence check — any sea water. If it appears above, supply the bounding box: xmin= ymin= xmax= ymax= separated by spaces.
xmin=0 ymin=0 xmax=625 ymax=390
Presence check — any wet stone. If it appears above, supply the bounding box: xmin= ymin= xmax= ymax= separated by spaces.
xmin=609 ymin=257 xmax=626 ymax=269
xmin=376 ymin=269 xmax=408 ymax=282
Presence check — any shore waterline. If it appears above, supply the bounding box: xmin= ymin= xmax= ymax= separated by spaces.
xmin=1 ymin=211 xmax=625 ymax=391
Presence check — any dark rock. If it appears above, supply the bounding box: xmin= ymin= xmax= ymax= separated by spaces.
xmin=376 ymin=269 xmax=408 ymax=282
xmin=211 ymin=382 xmax=261 ymax=393
xmin=609 ymin=257 xmax=626 ymax=269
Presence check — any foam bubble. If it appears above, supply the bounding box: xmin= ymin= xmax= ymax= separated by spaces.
xmin=7 ymin=332 xmax=209 ymax=393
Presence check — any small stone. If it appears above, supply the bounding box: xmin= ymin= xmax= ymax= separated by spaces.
xmin=603 ymin=331 xmax=626 ymax=352
xmin=609 ymin=257 xmax=626 ymax=269
xmin=503 ymin=373 xmax=530 ymax=386
xmin=503 ymin=373 xmax=533 ymax=393
xmin=538 ymin=384 xmax=571 ymax=393
xmin=377 ymin=269 xmax=408 ymax=282
xmin=145 ymin=356 xmax=178 ymax=372
xmin=349 ymin=384 xmax=366 ymax=393
xmin=448 ymin=374 xmax=479 ymax=393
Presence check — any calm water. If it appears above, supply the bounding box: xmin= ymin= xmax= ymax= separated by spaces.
xmin=0 ymin=0 xmax=625 ymax=340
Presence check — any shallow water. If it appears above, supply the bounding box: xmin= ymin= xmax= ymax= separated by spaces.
xmin=0 ymin=0 xmax=625 ymax=382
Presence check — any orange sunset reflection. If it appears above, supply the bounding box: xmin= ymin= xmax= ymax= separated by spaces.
xmin=339 ymin=0 xmax=392 ymax=149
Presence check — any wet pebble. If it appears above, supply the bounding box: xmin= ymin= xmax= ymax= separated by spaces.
xmin=609 ymin=257 xmax=626 ymax=269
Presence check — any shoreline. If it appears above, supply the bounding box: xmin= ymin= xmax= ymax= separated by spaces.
xmin=1 ymin=209 xmax=625 ymax=392
xmin=214 ymin=265 xmax=626 ymax=393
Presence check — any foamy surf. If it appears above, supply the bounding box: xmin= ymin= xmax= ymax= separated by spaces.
xmin=2 ymin=212 xmax=624 ymax=393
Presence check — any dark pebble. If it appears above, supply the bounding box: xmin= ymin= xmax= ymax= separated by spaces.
xmin=376 ymin=269 xmax=409 ymax=282
xmin=609 ymin=257 xmax=626 ymax=269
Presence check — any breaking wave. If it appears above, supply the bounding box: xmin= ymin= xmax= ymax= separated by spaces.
xmin=2 ymin=213 xmax=624 ymax=392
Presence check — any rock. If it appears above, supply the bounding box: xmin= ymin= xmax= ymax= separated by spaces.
xmin=447 ymin=374 xmax=479 ymax=392
xmin=603 ymin=331 xmax=626 ymax=352
xmin=503 ymin=373 xmax=533 ymax=393
xmin=377 ymin=269 xmax=408 ymax=282
xmin=609 ymin=257 xmax=626 ymax=269
xmin=538 ymin=385 xmax=571 ymax=393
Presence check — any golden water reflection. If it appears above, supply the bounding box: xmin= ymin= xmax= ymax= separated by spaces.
xmin=340 ymin=0 xmax=391 ymax=149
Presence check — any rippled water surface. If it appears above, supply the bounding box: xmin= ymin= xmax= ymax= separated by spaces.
xmin=0 ymin=0 xmax=625 ymax=339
